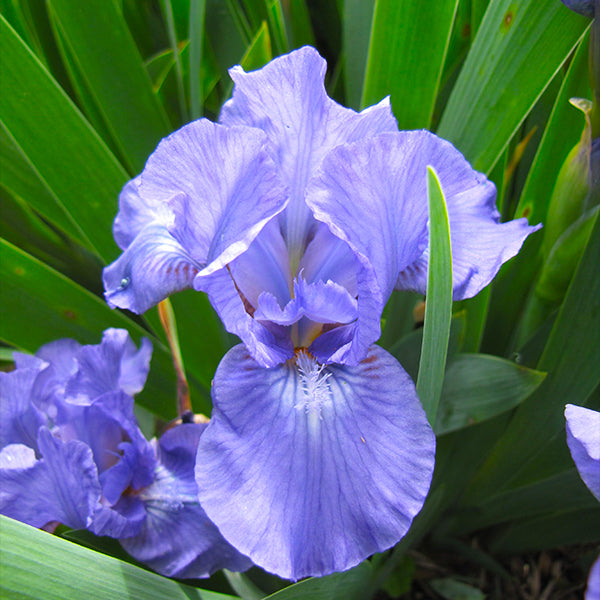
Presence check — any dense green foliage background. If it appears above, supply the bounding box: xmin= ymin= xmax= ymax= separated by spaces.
xmin=1 ymin=0 xmax=598 ymax=598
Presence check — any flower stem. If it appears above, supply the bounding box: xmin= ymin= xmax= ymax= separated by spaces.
xmin=158 ymin=298 xmax=191 ymax=417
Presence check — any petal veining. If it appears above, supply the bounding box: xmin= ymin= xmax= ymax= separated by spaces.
xmin=121 ymin=424 xmax=251 ymax=578
xmin=195 ymin=344 xmax=435 ymax=580
xmin=220 ymin=46 xmax=398 ymax=257
xmin=103 ymin=223 xmax=200 ymax=314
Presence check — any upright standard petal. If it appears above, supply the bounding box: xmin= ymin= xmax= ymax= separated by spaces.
xmin=195 ymin=344 xmax=435 ymax=580
xmin=121 ymin=424 xmax=251 ymax=578
xmin=65 ymin=329 xmax=152 ymax=404
xmin=112 ymin=176 xmax=160 ymax=250
xmin=308 ymin=131 xmax=540 ymax=362
xmin=104 ymin=119 xmax=288 ymax=314
xmin=220 ymin=46 xmax=397 ymax=255
xmin=565 ymin=404 xmax=600 ymax=501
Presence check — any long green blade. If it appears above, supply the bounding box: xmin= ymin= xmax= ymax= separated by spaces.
xmin=417 ymin=167 xmax=453 ymax=425
xmin=464 ymin=212 xmax=600 ymax=504
xmin=0 ymin=516 xmax=239 ymax=600
xmin=362 ymin=0 xmax=458 ymax=129
xmin=49 ymin=0 xmax=171 ymax=173
xmin=438 ymin=0 xmax=588 ymax=173
xmin=0 ymin=15 xmax=127 ymax=261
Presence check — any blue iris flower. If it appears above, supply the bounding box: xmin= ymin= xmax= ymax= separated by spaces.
xmin=0 ymin=329 xmax=250 ymax=578
xmin=565 ymin=404 xmax=600 ymax=502
xmin=565 ymin=405 xmax=600 ymax=599
xmin=103 ymin=47 xmax=539 ymax=579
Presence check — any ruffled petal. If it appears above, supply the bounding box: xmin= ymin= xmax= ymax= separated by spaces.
xmin=307 ymin=131 xmax=540 ymax=362
xmin=85 ymin=392 xmax=156 ymax=501
xmin=254 ymin=278 xmax=357 ymax=327
xmin=228 ymin=219 xmax=292 ymax=309
xmin=65 ymin=329 xmax=152 ymax=404
xmin=113 ymin=176 xmax=162 ymax=250
xmin=32 ymin=339 xmax=80 ymax=418
xmin=307 ymin=133 xmax=430 ymax=362
xmin=103 ymin=223 xmax=200 ymax=314
xmin=0 ymin=428 xmax=101 ymax=530
xmin=195 ymin=344 xmax=435 ymax=580
xmin=90 ymin=494 xmax=146 ymax=539
xmin=158 ymin=121 xmax=288 ymax=278
xmin=105 ymin=120 xmax=288 ymax=315
xmin=121 ymin=424 xmax=251 ymax=578
xmin=394 ymin=169 xmax=540 ymax=300
xmin=220 ymin=46 xmax=397 ymax=255
xmin=565 ymin=404 xmax=600 ymax=501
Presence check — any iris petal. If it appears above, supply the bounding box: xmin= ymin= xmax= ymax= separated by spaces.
xmin=121 ymin=424 xmax=252 ymax=578
xmin=0 ymin=367 xmax=46 ymax=450
xmin=0 ymin=428 xmax=101 ymax=530
xmin=308 ymin=130 xmax=540 ymax=363
xmin=565 ymin=404 xmax=600 ymax=501
xmin=103 ymin=223 xmax=199 ymax=314
xmin=220 ymin=46 xmax=398 ymax=255
xmin=195 ymin=344 xmax=435 ymax=580
xmin=65 ymin=329 xmax=152 ymax=404
xmin=104 ymin=120 xmax=288 ymax=315
xmin=196 ymin=268 xmax=294 ymax=367
xmin=113 ymin=175 xmax=161 ymax=250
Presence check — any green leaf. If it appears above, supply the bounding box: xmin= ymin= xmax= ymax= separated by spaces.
xmin=417 ymin=167 xmax=453 ymax=425
xmin=448 ymin=468 xmax=598 ymax=535
xmin=389 ymin=311 xmax=466 ymax=383
xmin=535 ymin=205 xmax=599 ymax=305
xmin=438 ymin=0 xmax=589 ymax=173
xmin=223 ymin=571 xmax=265 ymax=600
xmin=205 ymin=0 xmax=250 ymax=81
xmin=239 ymin=21 xmax=273 ymax=72
xmin=362 ymin=0 xmax=458 ymax=128
xmin=435 ymin=354 xmax=546 ymax=435
xmin=0 ymin=125 xmax=85 ymax=245
xmin=463 ymin=203 xmax=600 ymax=505
xmin=488 ymin=506 xmax=600 ymax=554
xmin=342 ymin=0 xmax=375 ymax=110
xmin=514 ymin=32 xmax=591 ymax=224
xmin=0 ymin=239 xmax=178 ymax=418
xmin=0 ymin=516 xmax=239 ymax=600
xmin=189 ymin=0 xmax=207 ymax=119
xmin=160 ymin=0 xmax=188 ymax=123
xmin=280 ymin=0 xmax=315 ymax=50
xmin=48 ymin=0 xmax=172 ymax=173
xmin=430 ymin=578 xmax=485 ymax=600
xmin=0 ymin=15 xmax=127 ymax=261
xmin=263 ymin=562 xmax=372 ymax=600
xmin=266 ymin=0 xmax=289 ymax=55
xmin=0 ymin=189 xmax=102 ymax=292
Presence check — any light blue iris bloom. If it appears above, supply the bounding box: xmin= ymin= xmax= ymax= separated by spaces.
xmin=103 ymin=47 xmax=539 ymax=579
xmin=0 ymin=329 xmax=250 ymax=578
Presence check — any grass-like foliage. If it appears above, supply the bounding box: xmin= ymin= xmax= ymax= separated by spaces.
xmin=0 ymin=0 xmax=598 ymax=598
